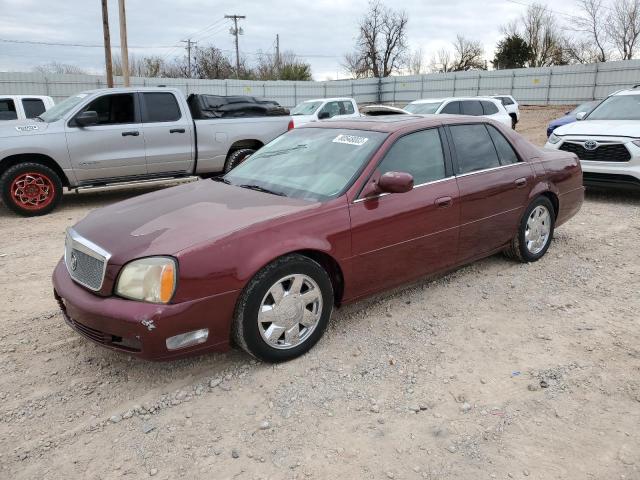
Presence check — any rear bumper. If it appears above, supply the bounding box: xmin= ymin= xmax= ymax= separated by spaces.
xmin=52 ymin=259 xmax=239 ymax=361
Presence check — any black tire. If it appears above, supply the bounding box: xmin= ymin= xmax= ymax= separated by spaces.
xmin=505 ymin=196 xmax=555 ymax=263
xmin=0 ymin=162 xmax=63 ymax=216
xmin=511 ymin=115 xmax=517 ymax=130
xmin=224 ymin=148 xmax=255 ymax=173
xmin=232 ymin=254 xmax=334 ymax=362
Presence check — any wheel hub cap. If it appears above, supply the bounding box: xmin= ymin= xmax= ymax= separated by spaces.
xmin=257 ymin=274 xmax=322 ymax=350
xmin=10 ymin=172 xmax=55 ymax=210
xmin=525 ymin=205 xmax=551 ymax=255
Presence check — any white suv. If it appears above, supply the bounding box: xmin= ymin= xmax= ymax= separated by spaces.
xmin=491 ymin=95 xmax=520 ymax=129
xmin=403 ymin=97 xmax=512 ymax=128
xmin=545 ymin=87 xmax=640 ymax=190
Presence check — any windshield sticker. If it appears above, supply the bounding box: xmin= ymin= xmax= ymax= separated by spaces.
xmin=332 ymin=134 xmax=369 ymax=146
xmin=15 ymin=125 xmax=38 ymax=132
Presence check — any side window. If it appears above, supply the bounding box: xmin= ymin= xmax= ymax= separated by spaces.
xmin=502 ymin=97 xmax=514 ymax=106
xmin=22 ymin=98 xmax=46 ymax=118
xmin=487 ymin=125 xmax=519 ymax=165
xmin=377 ymin=129 xmax=447 ymax=185
xmin=440 ymin=101 xmax=460 ymax=114
xmin=450 ymin=124 xmax=500 ymax=174
xmin=319 ymin=101 xmax=340 ymax=118
xmin=0 ymin=99 xmax=18 ymax=120
xmin=142 ymin=92 xmax=181 ymax=122
xmin=82 ymin=94 xmax=136 ymax=125
xmin=461 ymin=101 xmax=483 ymax=116
xmin=341 ymin=101 xmax=355 ymax=115
xmin=481 ymin=101 xmax=499 ymax=115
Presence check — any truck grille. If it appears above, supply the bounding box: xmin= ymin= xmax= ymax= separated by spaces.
xmin=64 ymin=228 xmax=110 ymax=291
xmin=559 ymin=142 xmax=631 ymax=162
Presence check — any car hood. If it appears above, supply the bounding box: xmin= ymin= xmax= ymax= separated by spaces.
xmin=554 ymin=120 xmax=640 ymax=138
xmin=549 ymin=115 xmax=576 ymax=128
xmin=72 ymin=180 xmax=318 ymax=265
xmin=0 ymin=119 xmax=49 ymax=138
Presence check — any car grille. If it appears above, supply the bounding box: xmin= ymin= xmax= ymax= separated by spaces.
xmin=65 ymin=228 xmax=110 ymax=291
xmin=559 ymin=142 xmax=631 ymax=162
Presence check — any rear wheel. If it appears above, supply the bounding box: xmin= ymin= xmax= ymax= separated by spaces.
xmin=511 ymin=115 xmax=517 ymax=130
xmin=505 ymin=196 xmax=555 ymax=263
xmin=232 ymin=254 xmax=333 ymax=362
xmin=224 ymin=148 xmax=255 ymax=173
xmin=0 ymin=162 xmax=63 ymax=216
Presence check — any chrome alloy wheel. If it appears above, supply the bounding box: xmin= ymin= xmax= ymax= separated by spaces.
xmin=257 ymin=274 xmax=323 ymax=349
xmin=525 ymin=205 xmax=551 ymax=255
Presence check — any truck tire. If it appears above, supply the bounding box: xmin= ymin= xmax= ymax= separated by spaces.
xmin=224 ymin=148 xmax=255 ymax=173
xmin=0 ymin=162 xmax=63 ymax=216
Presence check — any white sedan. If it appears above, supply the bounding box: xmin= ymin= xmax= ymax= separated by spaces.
xmin=404 ymin=97 xmax=512 ymax=128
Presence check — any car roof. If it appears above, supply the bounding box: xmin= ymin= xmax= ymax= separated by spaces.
xmin=301 ymin=114 xmax=492 ymax=133
xmin=613 ymin=88 xmax=640 ymax=96
xmin=78 ymin=87 xmax=183 ymax=96
xmin=301 ymin=97 xmax=354 ymax=103
xmin=0 ymin=94 xmax=53 ymax=100
xmin=409 ymin=96 xmax=500 ymax=104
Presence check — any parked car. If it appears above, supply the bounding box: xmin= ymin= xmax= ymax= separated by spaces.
xmin=290 ymin=97 xmax=359 ymax=127
xmin=0 ymin=88 xmax=292 ymax=216
xmin=53 ymin=115 xmax=584 ymax=362
xmin=360 ymin=105 xmax=409 ymax=116
xmin=491 ymin=94 xmax=520 ymax=129
xmin=0 ymin=95 xmax=54 ymax=121
xmin=403 ymin=97 xmax=512 ymax=128
xmin=546 ymin=100 xmax=599 ymax=137
xmin=545 ymin=86 xmax=640 ymax=190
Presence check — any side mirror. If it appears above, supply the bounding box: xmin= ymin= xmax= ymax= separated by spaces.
xmin=564 ymin=111 xmax=571 ymax=115
xmin=575 ymin=111 xmax=587 ymax=121
xmin=378 ymin=171 xmax=414 ymax=194
xmin=75 ymin=110 xmax=99 ymax=127
xmin=318 ymin=111 xmax=331 ymax=120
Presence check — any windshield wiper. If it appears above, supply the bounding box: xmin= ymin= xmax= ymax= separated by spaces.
xmin=212 ymin=176 xmax=232 ymax=185
xmin=34 ymin=115 xmax=44 ymax=122
xmin=238 ymin=184 xmax=286 ymax=197
xmin=259 ymin=145 xmax=307 ymax=158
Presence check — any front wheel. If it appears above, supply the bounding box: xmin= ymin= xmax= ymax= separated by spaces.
xmin=224 ymin=148 xmax=256 ymax=173
xmin=505 ymin=196 xmax=555 ymax=262
xmin=0 ymin=162 xmax=63 ymax=216
xmin=232 ymin=254 xmax=334 ymax=362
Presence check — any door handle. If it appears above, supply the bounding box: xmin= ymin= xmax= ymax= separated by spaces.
xmin=170 ymin=128 xmax=186 ymax=134
xmin=435 ymin=196 xmax=453 ymax=208
xmin=122 ymin=131 xmax=139 ymax=137
xmin=515 ymin=177 xmax=527 ymax=188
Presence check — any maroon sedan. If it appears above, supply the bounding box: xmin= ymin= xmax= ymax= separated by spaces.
xmin=52 ymin=115 xmax=583 ymax=362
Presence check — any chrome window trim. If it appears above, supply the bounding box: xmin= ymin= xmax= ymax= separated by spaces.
xmin=455 ymin=162 xmax=522 ymax=178
xmin=64 ymin=227 xmax=112 ymax=291
xmin=352 ymin=176 xmax=453 ymax=204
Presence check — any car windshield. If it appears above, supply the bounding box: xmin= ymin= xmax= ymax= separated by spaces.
xmin=39 ymin=93 xmax=87 ymax=122
xmin=291 ymin=101 xmax=323 ymax=116
xmin=404 ymin=102 xmax=442 ymax=114
xmin=224 ymin=128 xmax=387 ymax=201
xmin=586 ymin=95 xmax=640 ymax=120
xmin=571 ymin=101 xmax=598 ymax=115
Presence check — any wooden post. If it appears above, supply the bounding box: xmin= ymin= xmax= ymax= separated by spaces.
xmin=118 ymin=0 xmax=130 ymax=87
xmin=101 ymin=0 xmax=113 ymax=88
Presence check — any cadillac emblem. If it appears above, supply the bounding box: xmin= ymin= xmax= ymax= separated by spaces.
xmin=70 ymin=252 xmax=78 ymax=271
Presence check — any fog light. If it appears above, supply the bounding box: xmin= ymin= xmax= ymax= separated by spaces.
xmin=166 ymin=329 xmax=209 ymax=351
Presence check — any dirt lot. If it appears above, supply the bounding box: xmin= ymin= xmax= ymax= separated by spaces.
xmin=1 ymin=106 xmax=639 ymax=480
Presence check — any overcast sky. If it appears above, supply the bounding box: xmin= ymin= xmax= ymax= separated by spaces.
xmin=0 ymin=0 xmax=578 ymax=80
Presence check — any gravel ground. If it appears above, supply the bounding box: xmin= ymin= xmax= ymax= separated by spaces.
xmin=1 ymin=106 xmax=639 ymax=480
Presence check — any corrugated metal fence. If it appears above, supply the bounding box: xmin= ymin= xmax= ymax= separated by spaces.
xmin=1 ymin=59 xmax=639 ymax=107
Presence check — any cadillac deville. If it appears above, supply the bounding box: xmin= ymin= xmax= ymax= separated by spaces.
xmin=52 ymin=115 xmax=584 ymax=362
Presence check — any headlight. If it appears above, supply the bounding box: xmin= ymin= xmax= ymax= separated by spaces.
xmin=632 ymin=139 xmax=640 ymax=147
xmin=548 ymin=133 xmax=562 ymax=144
xmin=115 ymin=257 xmax=177 ymax=304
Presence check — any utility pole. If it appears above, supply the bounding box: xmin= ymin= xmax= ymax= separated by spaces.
xmin=118 ymin=0 xmax=130 ymax=86
xmin=275 ymin=34 xmax=280 ymax=74
xmin=225 ymin=14 xmax=245 ymax=79
xmin=180 ymin=39 xmax=197 ymax=78
xmin=100 ymin=0 xmax=113 ymax=88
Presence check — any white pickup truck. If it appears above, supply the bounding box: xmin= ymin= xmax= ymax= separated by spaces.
xmin=0 ymin=95 xmax=54 ymax=121
xmin=290 ymin=97 xmax=360 ymax=127
xmin=0 ymin=87 xmax=292 ymax=216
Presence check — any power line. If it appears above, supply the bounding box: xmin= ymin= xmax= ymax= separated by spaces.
xmin=0 ymin=38 xmax=178 ymax=49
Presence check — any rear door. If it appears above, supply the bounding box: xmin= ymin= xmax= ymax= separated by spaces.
xmin=21 ymin=98 xmax=47 ymax=119
xmin=0 ymin=98 xmax=18 ymax=121
xmin=447 ymin=123 xmax=534 ymax=263
xmin=65 ymin=92 xmax=147 ymax=183
xmin=348 ymin=128 xmax=460 ymax=298
xmin=140 ymin=92 xmax=194 ymax=175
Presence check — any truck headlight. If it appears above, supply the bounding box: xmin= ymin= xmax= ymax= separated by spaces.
xmin=116 ymin=257 xmax=177 ymax=304
xmin=548 ymin=133 xmax=562 ymax=144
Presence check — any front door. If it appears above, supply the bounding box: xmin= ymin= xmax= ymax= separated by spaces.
xmin=65 ymin=92 xmax=146 ymax=183
xmin=348 ymin=128 xmax=460 ymax=299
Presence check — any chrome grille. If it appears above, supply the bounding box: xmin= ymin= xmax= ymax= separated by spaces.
xmin=559 ymin=142 xmax=631 ymax=162
xmin=64 ymin=228 xmax=110 ymax=291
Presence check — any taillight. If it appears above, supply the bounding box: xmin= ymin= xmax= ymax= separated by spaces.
xmin=287 ymin=119 xmax=294 ymax=131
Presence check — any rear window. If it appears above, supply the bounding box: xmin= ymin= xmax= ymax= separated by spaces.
xmin=481 ymin=101 xmax=499 ymax=115
xmin=487 ymin=125 xmax=519 ymax=165
xmin=22 ymin=98 xmax=46 ymax=118
xmin=142 ymin=92 xmax=181 ymax=122
xmin=461 ymin=101 xmax=483 ymax=116
xmin=441 ymin=101 xmax=460 ymax=114
xmin=0 ymin=98 xmax=17 ymax=120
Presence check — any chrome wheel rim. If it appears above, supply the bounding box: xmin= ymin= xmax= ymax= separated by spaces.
xmin=257 ymin=274 xmax=323 ymax=350
xmin=525 ymin=205 xmax=551 ymax=255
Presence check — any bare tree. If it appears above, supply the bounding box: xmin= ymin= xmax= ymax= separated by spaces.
xmin=451 ymin=35 xmax=486 ymax=71
xmin=520 ymin=3 xmax=566 ymax=66
xmin=607 ymin=0 xmax=640 ymax=60
xmin=33 ymin=62 xmax=87 ymax=75
xmin=113 ymin=54 xmax=165 ymax=77
xmin=343 ymin=0 xmax=409 ymax=78
xmin=574 ymin=0 xmax=609 ymax=62
xmin=254 ymin=51 xmax=312 ymax=81
xmin=428 ymin=48 xmax=453 ymax=73
xmin=409 ymin=47 xmax=424 ymax=75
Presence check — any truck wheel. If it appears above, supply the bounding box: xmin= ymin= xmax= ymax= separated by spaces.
xmin=224 ymin=148 xmax=255 ymax=173
xmin=0 ymin=163 xmax=63 ymax=216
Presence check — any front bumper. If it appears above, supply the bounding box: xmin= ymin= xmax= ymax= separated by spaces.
xmin=52 ymin=259 xmax=240 ymax=361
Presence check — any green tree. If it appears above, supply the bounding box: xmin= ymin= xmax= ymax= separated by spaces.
xmin=493 ymin=34 xmax=533 ymax=69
